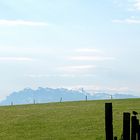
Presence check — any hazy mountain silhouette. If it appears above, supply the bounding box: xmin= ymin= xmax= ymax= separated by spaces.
xmin=0 ymin=87 xmax=138 ymax=105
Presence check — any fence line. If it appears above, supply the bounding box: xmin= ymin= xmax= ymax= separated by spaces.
xmin=105 ymin=103 xmax=140 ymax=140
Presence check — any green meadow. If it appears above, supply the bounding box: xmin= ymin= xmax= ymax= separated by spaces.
xmin=0 ymin=99 xmax=139 ymax=140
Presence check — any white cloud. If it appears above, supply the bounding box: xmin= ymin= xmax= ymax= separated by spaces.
xmin=0 ymin=19 xmax=48 ymax=26
xmin=105 ymin=87 xmax=130 ymax=92
xmin=27 ymin=74 xmax=75 ymax=78
xmin=113 ymin=0 xmax=140 ymax=11
xmin=75 ymin=48 xmax=101 ymax=53
xmin=70 ymin=85 xmax=131 ymax=94
xmin=113 ymin=18 xmax=140 ymax=24
xmin=0 ymin=46 xmax=52 ymax=54
xmin=0 ymin=57 xmax=33 ymax=62
xmin=26 ymin=73 xmax=96 ymax=78
xmin=59 ymin=65 xmax=96 ymax=72
xmin=133 ymin=0 xmax=140 ymax=10
xmin=70 ymin=56 xmax=115 ymax=61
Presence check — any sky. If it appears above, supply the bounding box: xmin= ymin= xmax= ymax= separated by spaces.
xmin=0 ymin=0 xmax=140 ymax=99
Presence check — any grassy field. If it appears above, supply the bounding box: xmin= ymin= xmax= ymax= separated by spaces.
xmin=0 ymin=99 xmax=139 ymax=140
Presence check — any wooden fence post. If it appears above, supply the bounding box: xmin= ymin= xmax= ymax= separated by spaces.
xmin=131 ymin=116 xmax=137 ymax=140
xmin=11 ymin=101 xmax=13 ymax=106
xmin=85 ymin=95 xmax=87 ymax=101
xmin=123 ymin=112 xmax=130 ymax=140
xmin=60 ymin=97 xmax=62 ymax=103
xmin=138 ymin=125 xmax=140 ymax=140
xmin=136 ymin=118 xmax=139 ymax=140
xmin=105 ymin=103 xmax=113 ymax=140
xmin=33 ymin=99 xmax=35 ymax=104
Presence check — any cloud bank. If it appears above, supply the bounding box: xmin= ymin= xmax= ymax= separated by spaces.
xmin=0 ymin=57 xmax=33 ymax=62
xmin=133 ymin=0 xmax=140 ymax=10
xmin=113 ymin=18 xmax=140 ymax=24
xmin=70 ymin=56 xmax=115 ymax=61
xmin=0 ymin=19 xmax=48 ymax=26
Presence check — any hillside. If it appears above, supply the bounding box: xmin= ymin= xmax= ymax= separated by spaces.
xmin=0 ymin=99 xmax=140 ymax=140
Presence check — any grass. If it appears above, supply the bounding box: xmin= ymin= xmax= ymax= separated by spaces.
xmin=0 ymin=99 xmax=139 ymax=140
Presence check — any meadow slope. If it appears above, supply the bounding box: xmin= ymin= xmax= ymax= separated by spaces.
xmin=0 ymin=99 xmax=139 ymax=140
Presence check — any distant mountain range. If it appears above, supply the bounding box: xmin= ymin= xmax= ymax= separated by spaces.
xmin=0 ymin=87 xmax=138 ymax=105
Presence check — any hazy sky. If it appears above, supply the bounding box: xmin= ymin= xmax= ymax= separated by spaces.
xmin=0 ymin=0 xmax=140 ymax=99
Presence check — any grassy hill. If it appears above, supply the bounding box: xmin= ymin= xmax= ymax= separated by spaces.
xmin=0 ymin=99 xmax=140 ymax=140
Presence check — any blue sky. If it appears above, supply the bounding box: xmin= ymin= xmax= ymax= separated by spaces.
xmin=0 ymin=0 xmax=140 ymax=99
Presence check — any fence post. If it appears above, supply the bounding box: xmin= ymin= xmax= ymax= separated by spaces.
xmin=105 ymin=103 xmax=113 ymax=140
xmin=138 ymin=125 xmax=140 ymax=140
xmin=60 ymin=97 xmax=62 ymax=103
xmin=85 ymin=95 xmax=87 ymax=101
xmin=33 ymin=99 xmax=35 ymax=104
xmin=123 ymin=112 xmax=130 ymax=140
xmin=131 ymin=116 xmax=137 ymax=140
xmin=11 ymin=101 xmax=13 ymax=106
xmin=136 ymin=118 xmax=139 ymax=140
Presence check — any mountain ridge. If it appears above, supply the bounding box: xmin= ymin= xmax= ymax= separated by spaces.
xmin=0 ymin=87 xmax=138 ymax=105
